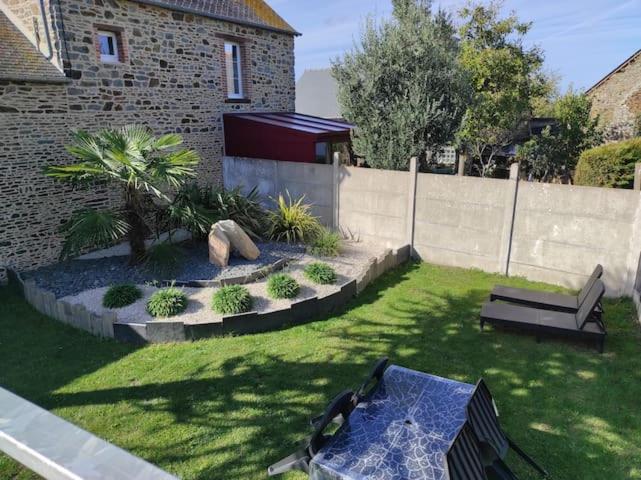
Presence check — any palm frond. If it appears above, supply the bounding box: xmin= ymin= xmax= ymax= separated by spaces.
xmin=155 ymin=133 xmax=184 ymax=150
xmin=59 ymin=209 xmax=130 ymax=259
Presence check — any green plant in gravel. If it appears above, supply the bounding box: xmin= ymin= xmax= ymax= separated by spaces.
xmin=267 ymin=191 xmax=322 ymax=244
xmin=146 ymin=287 xmax=188 ymax=318
xmin=174 ymin=185 xmax=267 ymax=239
xmin=102 ymin=284 xmax=142 ymax=309
xmin=143 ymin=242 xmax=185 ymax=278
xmin=304 ymin=262 xmax=337 ymax=285
xmin=266 ymin=274 xmax=300 ymax=300
xmin=212 ymin=285 xmax=253 ymax=315
xmin=308 ymin=228 xmax=342 ymax=257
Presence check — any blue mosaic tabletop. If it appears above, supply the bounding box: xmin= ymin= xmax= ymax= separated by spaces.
xmin=309 ymin=366 xmax=476 ymax=480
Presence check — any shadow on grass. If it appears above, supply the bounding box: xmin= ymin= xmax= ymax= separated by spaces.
xmin=1 ymin=262 xmax=641 ymax=479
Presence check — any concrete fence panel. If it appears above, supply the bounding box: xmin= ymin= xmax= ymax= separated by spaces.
xmin=510 ymin=182 xmax=641 ymax=296
xmin=338 ymin=166 xmax=409 ymax=246
xmin=413 ymin=174 xmax=513 ymax=273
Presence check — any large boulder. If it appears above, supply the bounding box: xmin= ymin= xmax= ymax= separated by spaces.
xmin=208 ymin=220 xmax=260 ymax=267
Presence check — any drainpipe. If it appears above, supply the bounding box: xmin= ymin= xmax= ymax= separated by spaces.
xmin=37 ymin=0 xmax=54 ymax=60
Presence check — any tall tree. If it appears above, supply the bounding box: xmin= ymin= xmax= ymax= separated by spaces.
xmin=517 ymin=91 xmax=602 ymax=182
xmin=46 ymin=125 xmax=200 ymax=263
xmin=332 ymin=0 xmax=470 ymax=171
xmin=457 ymin=0 xmax=545 ymax=177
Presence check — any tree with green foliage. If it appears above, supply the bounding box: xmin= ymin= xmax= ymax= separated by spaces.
xmin=517 ymin=91 xmax=602 ymax=182
xmin=457 ymin=0 xmax=545 ymax=177
xmin=46 ymin=125 xmax=200 ymax=264
xmin=332 ymin=0 xmax=470 ymax=171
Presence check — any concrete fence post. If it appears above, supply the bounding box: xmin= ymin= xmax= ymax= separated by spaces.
xmin=624 ymin=192 xmax=641 ymax=297
xmin=634 ymin=163 xmax=641 ymax=191
xmin=498 ymin=162 xmax=520 ymax=276
xmin=406 ymin=157 xmax=418 ymax=257
xmin=457 ymin=152 xmax=467 ymax=177
xmin=333 ymin=152 xmax=340 ymax=230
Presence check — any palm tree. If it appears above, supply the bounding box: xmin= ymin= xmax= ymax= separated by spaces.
xmin=46 ymin=125 xmax=200 ymax=264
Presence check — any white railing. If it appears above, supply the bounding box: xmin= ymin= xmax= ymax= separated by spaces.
xmin=0 ymin=387 xmax=178 ymax=480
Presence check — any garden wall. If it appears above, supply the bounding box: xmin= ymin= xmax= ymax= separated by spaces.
xmin=224 ymin=157 xmax=641 ymax=298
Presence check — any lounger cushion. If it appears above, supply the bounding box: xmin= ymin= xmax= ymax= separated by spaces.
xmin=481 ymin=303 xmax=604 ymax=336
xmin=491 ymin=286 xmax=578 ymax=311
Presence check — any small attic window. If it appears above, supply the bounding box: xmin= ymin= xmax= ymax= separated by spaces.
xmin=98 ymin=30 xmax=120 ymax=63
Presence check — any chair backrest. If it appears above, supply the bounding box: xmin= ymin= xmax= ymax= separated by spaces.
xmin=446 ymin=423 xmax=487 ymax=480
xmin=576 ymin=280 xmax=605 ymax=330
xmin=578 ymin=265 xmax=604 ymax=306
xmin=466 ymin=380 xmax=508 ymax=458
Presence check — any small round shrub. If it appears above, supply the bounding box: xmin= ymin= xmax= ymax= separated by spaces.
xmin=308 ymin=228 xmax=341 ymax=257
xmin=147 ymin=287 xmax=188 ymax=318
xmin=212 ymin=285 xmax=253 ymax=315
xmin=304 ymin=262 xmax=337 ymax=285
xmin=266 ymin=273 xmax=300 ymax=299
xmin=103 ymin=284 xmax=142 ymax=309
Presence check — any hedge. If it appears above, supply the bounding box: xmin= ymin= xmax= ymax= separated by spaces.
xmin=575 ymin=138 xmax=641 ymax=188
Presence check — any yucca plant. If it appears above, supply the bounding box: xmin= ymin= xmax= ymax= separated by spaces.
xmin=267 ymin=191 xmax=322 ymax=244
xmin=45 ymin=125 xmax=200 ymax=264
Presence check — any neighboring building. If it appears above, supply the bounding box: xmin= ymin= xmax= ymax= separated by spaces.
xmin=587 ymin=48 xmax=641 ymax=138
xmin=0 ymin=0 xmax=298 ymax=271
xmin=296 ymin=68 xmax=341 ymax=119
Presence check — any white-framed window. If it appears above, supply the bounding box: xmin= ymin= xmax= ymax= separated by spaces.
xmin=98 ymin=30 xmax=119 ymax=63
xmin=224 ymin=42 xmax=243 ymax=99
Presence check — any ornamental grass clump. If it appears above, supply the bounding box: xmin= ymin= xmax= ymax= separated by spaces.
xmin=267 ymin=191 xmax=322 ymax=244
xmin=308 ymin=228 xmax=342 ymax=257
xmin=304 ymin=262 xmax=337 ymax=285
xmin=103 ymin=284 xmax=142 ymax=309
xmin=147 ymin=287 xmax=188 ymax=318
xmin=212 ymin=285 xmax=253 ymax=315
xmin=266 ymin=273 xmax=300 ymax=300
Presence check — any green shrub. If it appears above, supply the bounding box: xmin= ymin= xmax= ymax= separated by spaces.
xmin=267 ymin=191 xmax=322 ymax=244
xmin=266 ymin=274 xmax=300 ymax=299
xmin=308 ymin=229 xmax=342 ymax=257
xmin=304 ymin=262 xmax=337 ymax=285
xmin=575 ymin=138 xmax=641 ymax=188
xmin=144 ymin=242 xmax=185 ymax=278
xmin=212 ymin=285 xmax=253 ymax=315
xmin=103 ymin=284 xmax=142 ymax=309
xmin=147 ymin=287 xmax=188 ymax=317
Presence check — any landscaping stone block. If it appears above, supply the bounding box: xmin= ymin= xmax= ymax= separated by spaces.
xmin=113 ymin=323 xmax=149 ymax=345
xmin=223 ymin=312 xmax=261 ymax=335
xmin=185 ymin=322 xmax=224 ymax=341
xmin=102 ymin=313 xmax=117 ymax=338
xmin=146 ymin=321 xmax=187 ymax=343
xmin=291 ymin=297 xmax=320 ymax=325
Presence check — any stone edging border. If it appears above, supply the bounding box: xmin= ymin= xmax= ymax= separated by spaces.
xmin=10 ymin=245 xmax=411 ymax=344
xmin=165 ymin=258 xmax=291 ymax=288
xmin=8 ymin=270 xmax=116 ymax=339
xmin=114 ymin=245 xmax=411 ymax=344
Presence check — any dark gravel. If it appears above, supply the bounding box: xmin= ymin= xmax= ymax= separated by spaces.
xmin=23 ymin=241 xmax=306 ymax=298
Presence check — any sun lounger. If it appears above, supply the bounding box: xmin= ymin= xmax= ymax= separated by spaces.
xmin=481 ymin=280 xmax=607 ymax=352
xmin=490 ymin=265 xmax=603 ymax=313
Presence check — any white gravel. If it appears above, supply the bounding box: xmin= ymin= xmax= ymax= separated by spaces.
xmin=60 ymin=240 xmax=388 ymax=325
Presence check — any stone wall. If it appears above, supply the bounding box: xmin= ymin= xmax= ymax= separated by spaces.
xmin=0 ymin=0 xmax=295 ymax=272
xmin=589 ymin=52 xmax=641 ymax=135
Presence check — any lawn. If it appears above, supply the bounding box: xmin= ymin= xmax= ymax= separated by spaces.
xmin=1 ymin=262 xmax=641 ymax=480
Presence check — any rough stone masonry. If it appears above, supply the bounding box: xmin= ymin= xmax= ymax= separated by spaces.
xmin=0 ymin=0 xmax=296 ymax=272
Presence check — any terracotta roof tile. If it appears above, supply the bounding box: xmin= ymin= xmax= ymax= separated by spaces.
xmin=0 ymin=12 xmax=67 ymax=83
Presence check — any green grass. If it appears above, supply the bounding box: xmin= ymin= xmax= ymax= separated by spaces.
xmin=1 ymin=262 xmax=641 ymax=479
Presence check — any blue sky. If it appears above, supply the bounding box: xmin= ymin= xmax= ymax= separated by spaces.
xmin=269 ymin=0 xmax=641 ymax=91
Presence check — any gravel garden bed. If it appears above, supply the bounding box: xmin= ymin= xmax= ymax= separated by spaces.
xmin=23 ymin=241 xmax=306 ymax=298
xmin=57 ymin=240 xmax=387 ymax=325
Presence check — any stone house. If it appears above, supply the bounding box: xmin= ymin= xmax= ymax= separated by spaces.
xmin=0 ymin=0 xmax=298 ymax=274
xmin=587 ymin=48 xmax=641 ymax=139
